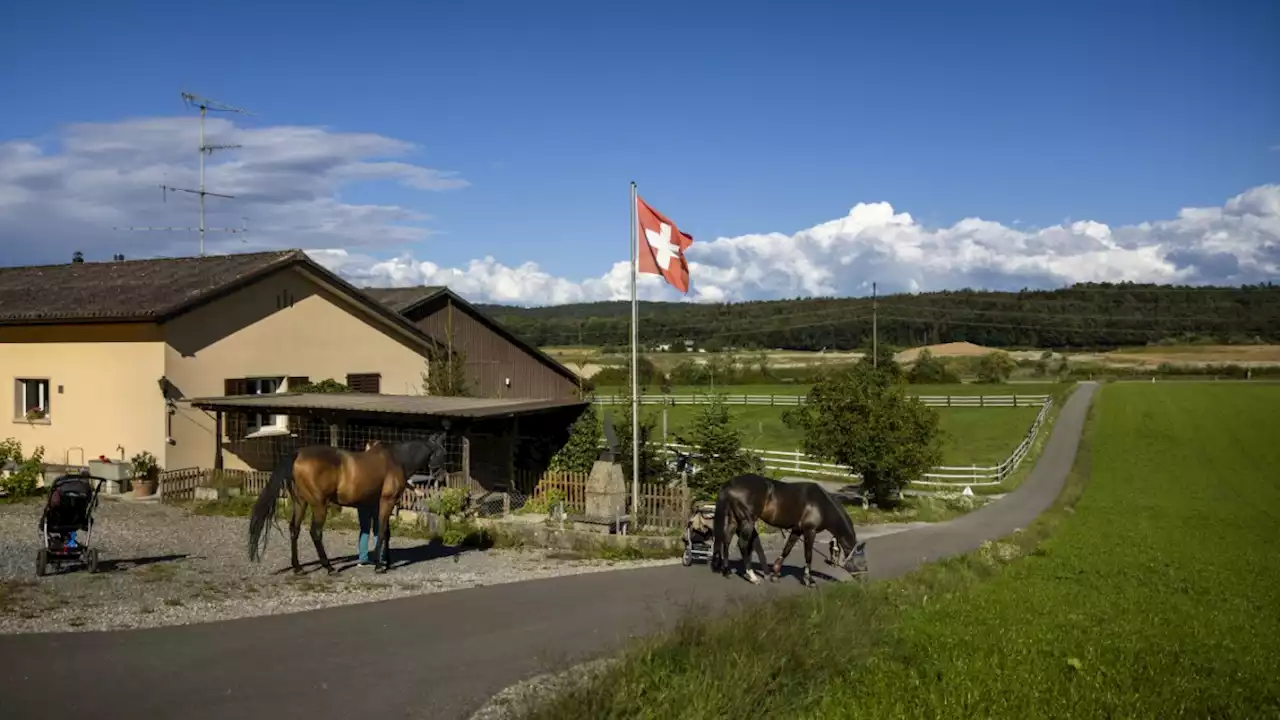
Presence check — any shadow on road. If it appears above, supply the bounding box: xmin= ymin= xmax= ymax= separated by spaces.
xmin=95 ymin=554 xmax=193 ymax=574
xmin=271 ymin=538 xmax=479 ymax=575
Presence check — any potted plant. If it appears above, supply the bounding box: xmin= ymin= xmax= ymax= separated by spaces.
xmin=130 ymin=450 xmax=161 ymax=497
xmin=25 ymin=406 xmax=46 ymax=422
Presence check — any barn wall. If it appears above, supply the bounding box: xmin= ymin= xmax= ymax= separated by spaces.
xmin=408 ymin=298 xmax=579 ymax=400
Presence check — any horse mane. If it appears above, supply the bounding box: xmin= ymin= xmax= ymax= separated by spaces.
xmin=816 ymin=484 xmax=859 ymax=547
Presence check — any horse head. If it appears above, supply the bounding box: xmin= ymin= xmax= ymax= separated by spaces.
xmin=823 ymin=493 xmax=868 ymax=575
xmin=829 ymin=536 xmax=868 ymax=575
xmin=389 ymin=433 xmax=449 ymax=480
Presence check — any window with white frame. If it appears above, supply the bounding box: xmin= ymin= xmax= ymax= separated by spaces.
xmin=14 ymin=378 xmax=51 ymax=421
xmin=246 ymin=377 xmax=287 ymax=434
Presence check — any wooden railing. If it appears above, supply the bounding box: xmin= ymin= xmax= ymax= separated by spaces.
xmin=594 ymin=393 xmax=1052 ymax=408
xmin=524 ymin=470 xmax=589 ymax=514
xmin=520 ymin=469 xmax=691 ymax=531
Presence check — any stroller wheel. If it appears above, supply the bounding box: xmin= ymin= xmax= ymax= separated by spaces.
xmin=681 ymin=547 xmax=693 ymax=566
xmin=87 ymin=548 xmax=99 ymax=574
xmin=36 ymin=549 xmax=48 ymax=577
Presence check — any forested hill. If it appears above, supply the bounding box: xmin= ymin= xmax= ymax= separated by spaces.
xmin=478 ymin=282 xmax=1280 ymax=351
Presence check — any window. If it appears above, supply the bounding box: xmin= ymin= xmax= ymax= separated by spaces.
xmin=246 ymin=377 xmax=287 ymax=434
xmin=223 ymin=376 xmax=288 ymax=439
xmin=15 ymin=378 xmax=51 ymax=421
xmin=346 ymin=373 xmax=382 ymax=394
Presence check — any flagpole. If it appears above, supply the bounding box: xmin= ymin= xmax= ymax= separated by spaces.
xmin=629 ymin=180 xmax=640 ymax=524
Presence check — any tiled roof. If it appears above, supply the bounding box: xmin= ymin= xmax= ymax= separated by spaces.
xmin=0 ymin=250 xmax=301 ymax=323
xmin=360 ymin=286 xmax=446 ymax=314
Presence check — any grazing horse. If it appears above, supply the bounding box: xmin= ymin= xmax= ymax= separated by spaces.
xmin=713 ymin=473 xmax=867 ymax=587
xmin=247 ymin=434 xmax=447 ymax=574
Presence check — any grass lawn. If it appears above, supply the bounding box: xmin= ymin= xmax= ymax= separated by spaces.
xmin=530 ymin=383 xmax=1280 ymax=719
xmin=595 ymin=382 xmax=1065 ymax=398
xmin=610 ymin=403 xmax=1041 ymax=467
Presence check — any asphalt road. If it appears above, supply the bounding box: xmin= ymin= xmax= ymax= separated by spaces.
xmin=0 ymin=383 xmax=1096 ymax=720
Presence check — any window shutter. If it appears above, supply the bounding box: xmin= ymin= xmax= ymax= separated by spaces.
xmin=223 ymin=378 xmax=248 ymax=441
xmin=346 ymin=373 xmax=381 ymax=394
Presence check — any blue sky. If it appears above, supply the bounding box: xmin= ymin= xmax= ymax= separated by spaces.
xmin=1 ymin=0 xmax=1277 ymax=303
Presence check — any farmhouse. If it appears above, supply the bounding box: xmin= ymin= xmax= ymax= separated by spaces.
xmin=0 ymin=249 xmax=586 ymax=489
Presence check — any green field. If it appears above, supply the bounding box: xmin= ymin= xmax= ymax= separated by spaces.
xmin=595 ymin=383 xmax=1065 ymax=398
xmin=616 ymin=403 xmax=1040 ymax=467
xmin=531 ymin=383 xmax=1280 ymax=719
xmin=597 ymin=382 xmax=1059 ymax=467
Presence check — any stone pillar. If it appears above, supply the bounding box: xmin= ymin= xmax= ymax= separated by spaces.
xmin=585 ymin=460 xmax=626 ymax=520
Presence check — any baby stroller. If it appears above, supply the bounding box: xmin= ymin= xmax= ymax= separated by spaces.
xmin=36 ymin=473 xmax=105 ymax=577
xmin=681 ymin=503 xmax=719 ymax=567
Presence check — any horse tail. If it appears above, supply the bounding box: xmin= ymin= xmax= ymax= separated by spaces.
xmin=248 ymin=450 xmax=297 ymax=562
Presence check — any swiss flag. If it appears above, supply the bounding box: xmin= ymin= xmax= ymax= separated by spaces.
xmin=636 ymin=195 xmax=694 ymax=294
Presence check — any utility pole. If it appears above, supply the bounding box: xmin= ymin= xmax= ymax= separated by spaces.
xmin=114 ymin=91 xmax=254 ymax=256
xmin=872 ymin=281 xmax=878 ymax=368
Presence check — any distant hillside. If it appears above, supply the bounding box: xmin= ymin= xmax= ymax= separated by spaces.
xmin=477 ymin=282 xmax=1280 ymax=351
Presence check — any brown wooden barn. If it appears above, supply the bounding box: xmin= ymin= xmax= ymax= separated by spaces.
xmin=362 ymin=286 xmax=582 ymax=400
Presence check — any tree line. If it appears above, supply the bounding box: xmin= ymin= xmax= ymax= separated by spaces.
xmin=480 ymin=282 xmax=1280 ymax=351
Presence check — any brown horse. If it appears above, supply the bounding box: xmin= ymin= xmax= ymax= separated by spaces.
xmin=712 ymin=473 xmax=867 ymax=587
xmin=247 ymin=434 xmax=447 ymax=573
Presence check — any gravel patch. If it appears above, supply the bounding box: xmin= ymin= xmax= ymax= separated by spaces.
xmin=0 ymin=498 xmax=677 ymax=635
xmin=468 ymin=658 xmax=618 ymax=720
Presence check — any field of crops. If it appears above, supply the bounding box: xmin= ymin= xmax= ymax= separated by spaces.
xmin=531 ymin=383 xmax=1280 ymax=718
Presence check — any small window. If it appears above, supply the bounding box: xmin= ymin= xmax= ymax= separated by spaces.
xmin=346 ymin=373 xmax=382 ymax=394
xmin=15 ymin=378 xmax=51 ymax=422
xmin=246 ymin=377 xmax=287 ymax=434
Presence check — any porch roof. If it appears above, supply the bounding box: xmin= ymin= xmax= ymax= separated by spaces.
xmin=187 ymin=392 xmax=587 ymax=420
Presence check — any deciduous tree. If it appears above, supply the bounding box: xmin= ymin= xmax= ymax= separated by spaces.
xmin=782 ymin=363 xmax=943 ymax=505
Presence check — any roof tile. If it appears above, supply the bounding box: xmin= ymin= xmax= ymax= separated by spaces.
xmin=0 ymin=250 xmax=301 ymax=323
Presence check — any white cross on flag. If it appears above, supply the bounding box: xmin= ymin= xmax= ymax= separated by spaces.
xmin=636 ymin=195 xmax=694 ymax=294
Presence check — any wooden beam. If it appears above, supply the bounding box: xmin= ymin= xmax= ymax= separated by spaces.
xmin=214 ymin=411 xmax=225 ymax=470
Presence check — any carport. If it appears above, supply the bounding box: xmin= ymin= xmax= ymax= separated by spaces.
xmin=187 ymin=392 xmax=590 ymax=508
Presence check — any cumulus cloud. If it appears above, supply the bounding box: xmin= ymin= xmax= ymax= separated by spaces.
xmin=0 ymin=116 xmax=465 ymax=266
xmin=1 ymin=114 xmax=1276 ymax=305
xmin=308 ymin=184 xmax=1280 ymax=305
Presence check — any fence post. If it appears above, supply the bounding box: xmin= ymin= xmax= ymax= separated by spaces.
xmin=980 ymin=395 xmax=985 ymax=408
xmin=947 ymin=395 xmax=952 ymax=407
xmin=795 ymin=449 xmax=801 ymax=473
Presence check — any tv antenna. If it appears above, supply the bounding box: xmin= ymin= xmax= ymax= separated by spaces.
xmin=114 ymin=91 xmax=254 ymax=256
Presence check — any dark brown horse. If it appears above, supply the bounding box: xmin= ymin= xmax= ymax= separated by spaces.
xmin=247 ymin=434 xmax=447 ymax=573
xmin=712 ymin=473 xmax=867 ymax=587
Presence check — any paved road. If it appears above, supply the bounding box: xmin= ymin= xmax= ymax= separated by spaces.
xmin=0 ymin=383 xmax=1096 ymax=720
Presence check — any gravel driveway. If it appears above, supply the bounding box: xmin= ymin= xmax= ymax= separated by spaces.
xmin=0 ymin=497 xmax=676 ymax=635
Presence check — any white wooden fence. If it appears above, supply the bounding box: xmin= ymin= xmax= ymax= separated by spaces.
xmin=596 ymin=393 xmax=1050 ymax=408
xmin=656 ymin=397 xmax=1055 ymax=489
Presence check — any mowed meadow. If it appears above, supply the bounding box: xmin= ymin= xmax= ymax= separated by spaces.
xmin=595 ymin=383 xmax=1063 ymax=467
xmin=529 ymin=383 xmax=1280 ymax=719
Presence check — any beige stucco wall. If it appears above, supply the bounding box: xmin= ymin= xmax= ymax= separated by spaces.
xmin=0 ymin=325 xmax=166 ymax=474
xmin=163 ymin=266 xmax=431 ymax=471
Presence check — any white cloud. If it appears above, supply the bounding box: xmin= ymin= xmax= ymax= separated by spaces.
xmin=308 ymin=184 xmax=1280 ymax=305
xmin=0 ymin=116 xmax=466 ymax=266
xmin=1 ymin=114 xmax=1277 ymax=306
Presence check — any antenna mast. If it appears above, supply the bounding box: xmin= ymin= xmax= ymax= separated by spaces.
xmin=115 ymin=91 xmax=254 ymax=256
